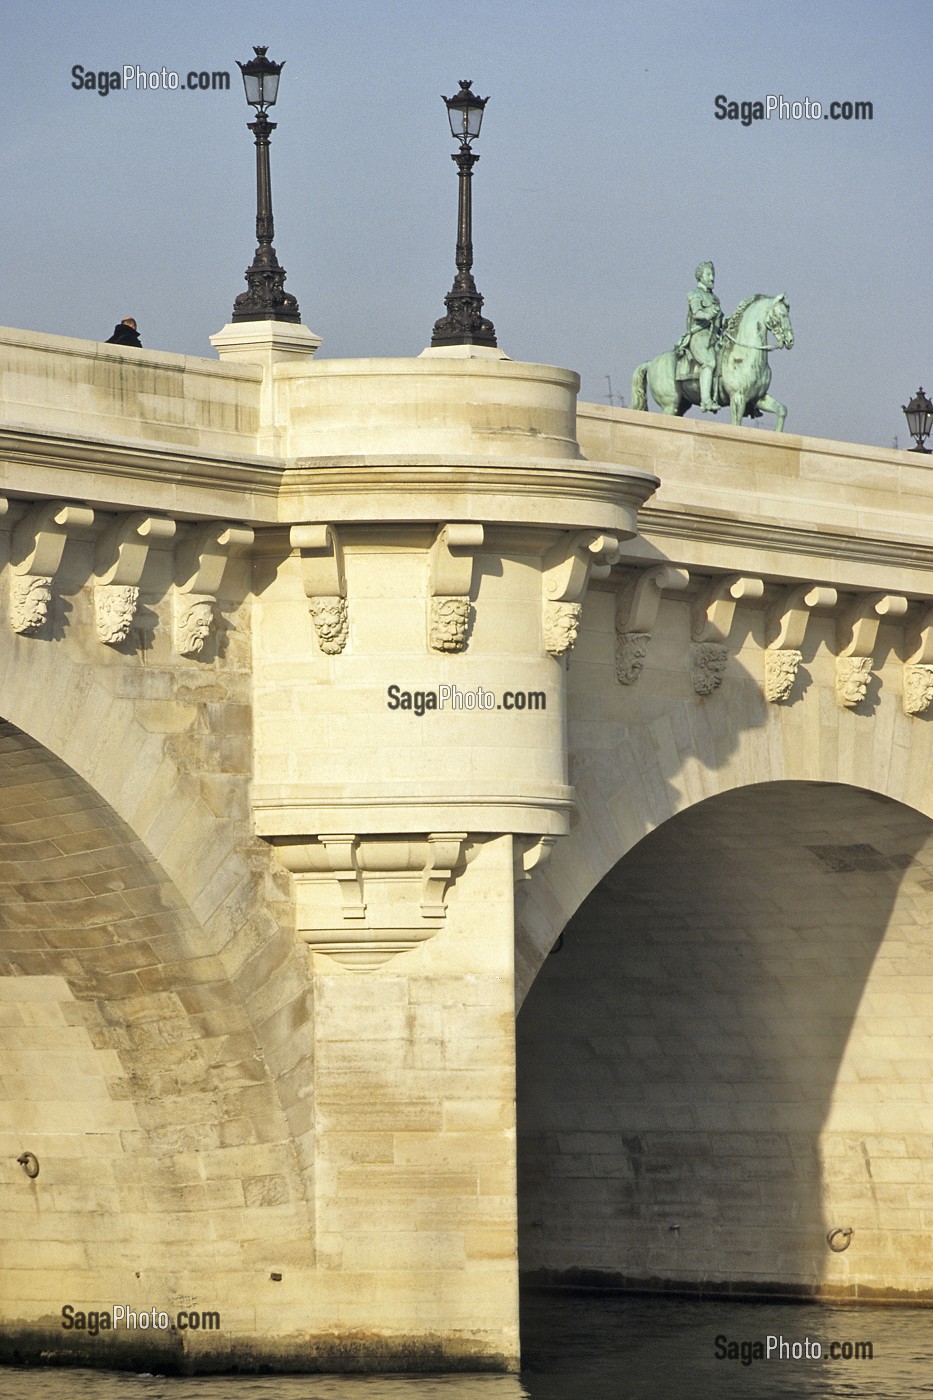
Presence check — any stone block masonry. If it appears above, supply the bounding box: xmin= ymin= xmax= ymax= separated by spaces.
xmin=4 ymin=326 xmax=933 ymax=1368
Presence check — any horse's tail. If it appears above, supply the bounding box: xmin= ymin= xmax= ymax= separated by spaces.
xmin=631 ymin=362 xmax=650 ymax=411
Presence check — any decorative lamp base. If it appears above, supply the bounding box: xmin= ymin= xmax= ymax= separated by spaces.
xmin=231 ymin=254 xmax=301 ymax=324
xmin=431 ymin=289 xmax=497 ymax=349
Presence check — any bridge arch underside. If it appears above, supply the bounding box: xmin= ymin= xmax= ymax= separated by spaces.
xmin=517 ymin=780 xmax=933 ymax=1302
xmin=0 ymin=719 xmax=313 ymax=1370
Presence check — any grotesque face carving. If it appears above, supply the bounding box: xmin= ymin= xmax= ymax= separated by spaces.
xmin=836 ymin=656 xmax=872 ymax=709
xmin=176 ymin=597 xmax=214 ymax=657
xmin=764 ymin=648 xmax=801 ymax=703
xmin=10 ymin=575 xmax=53 ymax=635
xmin=94 ymin=585 xmax=139 ymax=646
xmin=616 ymin=632 xmax=650 ymax=686
xmin=308 ymin=596 xmax=349 ymax=655
xmin=691 ymin=642 xmax=729 ymax=696
xmin=903 ymin=664 xmax=933 ymax=717
xmin=544 ymin=602 xmax=582 ymax=658
xmin=430 ymin=595 xmax=471 ymax=653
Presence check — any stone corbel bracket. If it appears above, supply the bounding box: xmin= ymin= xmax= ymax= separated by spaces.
xmin=835 ymin=592 xmax=908 ymax=709
xmin=421 ymin=833 xmax=470 ymax=918
xmin=764 ymin=583 xmax=838 ymax=703
xmin=542 ymin=530 xmax=621 ymax=657
xmin=93 ymin=512 xmax=177 ymax=645
xmin=9 ymin=500 xmax=95 ymax=635
xmin=615 ymin=564 xmax=689 ymax=684
xmin=274 ymin=833 xmax=471 ymax=971
xmin=902 ymin=604 xmax=933 ymax=716
xmin=513 ymin=835 xmax=558 ymax=888
xmin=291 ymin=523 xmax=348 ymax=656
xmin=691 ymin=574 xmax=765 ymax=644
xmin=690 ymin=574 xmax=764 ymax=695
xmin=428 ymin=522 xmax=484 ymax=653
xmin=174 ymin=520 xmax=255 ymax=658
xmin=316 ymin=835 xmax=366 ymax=920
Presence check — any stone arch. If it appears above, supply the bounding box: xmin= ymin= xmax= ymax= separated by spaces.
xmin=518 ymin=684 xmax=933 ymax=1003
xmin=0 ymin=719 xmax=316 ymax=1367
xmin=516 ymin=778 xmax=933 ymax=1300
xmin=0 ymin=617 xmax=251 ymax=937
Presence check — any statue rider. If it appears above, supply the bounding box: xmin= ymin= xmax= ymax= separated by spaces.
xmin=677 ymin=261 xmax=723 ymax=413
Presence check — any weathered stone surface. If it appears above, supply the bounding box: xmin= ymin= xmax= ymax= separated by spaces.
xmin=3 ymin=330 xmax=933 ymax=1371
xmin=518 ymin=784 xmax=933 ymax=1299
xmin=764 ymin=646 xmax=802 ymax=702
xmin=429 ymin=595 xmax=471 ymax=653
xmin=836 ymin=654 xmax=873 ymax=708
xmin=615 ymin=630 xmax=650 ymax=685
xmin=903 ymin=663 xmax=933 ymax=716
xmin=691 ymin=641 xmax=729 ymax=694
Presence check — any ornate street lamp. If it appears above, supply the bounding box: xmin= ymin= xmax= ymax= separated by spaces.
xmin=430 ymin=80 xmax=497 ymax=348
xmin=231 ymin=46 xmax=300 ymax=323
xmin=902 ymin=387 xmax=933 ymax=454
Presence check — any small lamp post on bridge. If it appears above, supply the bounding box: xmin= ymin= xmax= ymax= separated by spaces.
xmin=902 ymin=387 xmax=933 ymax=454
xmin=430 ymin=80 xmax=497 ymax=348
xmin=231 ymin=46 xmax=301 ymax=324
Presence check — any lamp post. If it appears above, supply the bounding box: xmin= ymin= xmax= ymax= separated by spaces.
xmin=231 ymin=46 xmax=300 ymax=323
xmin=902 ymin=388 xmax=933 ymax=454
xmin=430 ymin=80 xmax=497 ymax=348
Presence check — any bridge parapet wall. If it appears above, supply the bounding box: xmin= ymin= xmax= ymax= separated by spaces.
xmin=579 ymin=403 xmax=933 ymax=594
xmin=0 ymin=325 xmax=262 ymax=457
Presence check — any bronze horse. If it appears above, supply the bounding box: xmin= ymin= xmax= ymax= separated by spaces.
xmin=632 ymin=293 xmax=794 ymax=430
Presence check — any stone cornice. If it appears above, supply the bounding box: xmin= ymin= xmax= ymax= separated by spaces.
xmin=628 ymin=504 xmax=933 ymax=593
xmin=0 ymin=428 xmax=658 ymax=535
xmin=0 ymin=425 xmax=282 ymax=520
xmin=252 ymin=788 xmax=576 ymax=838
xmin=279 ymin=456 xmax=659 ymax=532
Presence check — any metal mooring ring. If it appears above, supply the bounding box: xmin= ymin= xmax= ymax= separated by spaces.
xmin=17 ymin=1152 xmax=39 ymax=1179
xmin=827 ymin=1227 xmax=853 ymax=1252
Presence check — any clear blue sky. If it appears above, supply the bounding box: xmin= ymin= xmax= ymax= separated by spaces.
xmin=3 ymin=0 xmax=929 ymax=448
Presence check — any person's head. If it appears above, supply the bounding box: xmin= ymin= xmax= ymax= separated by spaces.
xmin=121 ymin=317 xmax=137 ymax=330
xmin=695 ymin=261 xmax=714 ymax=288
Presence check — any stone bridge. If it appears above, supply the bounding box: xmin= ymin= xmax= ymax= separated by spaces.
xmin=2 ymin=320 xmax=933 ymax=1371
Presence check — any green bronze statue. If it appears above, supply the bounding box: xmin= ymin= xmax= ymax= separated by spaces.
xmin=677 ymin=261 xmax=723 ymax=413
xmin=632 ymin=263 xmax=794 ymax=430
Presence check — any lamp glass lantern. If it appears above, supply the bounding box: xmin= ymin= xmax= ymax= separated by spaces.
xmin=444 ymin=79 xmax=487 ymax=142
xmin=903 ymin=387 xmax=933 ymax=453
xmin=238 ymin=46 xmax=283 ymax=111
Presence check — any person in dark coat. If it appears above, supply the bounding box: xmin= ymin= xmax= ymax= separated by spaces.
xmin=106 ymin=317 xmax=142 ymax=347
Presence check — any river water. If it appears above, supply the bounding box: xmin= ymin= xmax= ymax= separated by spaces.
xmin=3 ymin=1292 xmax=933 ymax=1398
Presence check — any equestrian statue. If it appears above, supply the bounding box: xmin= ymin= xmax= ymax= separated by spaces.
xmin=631 ymin=261 xmax=794 ymax=430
